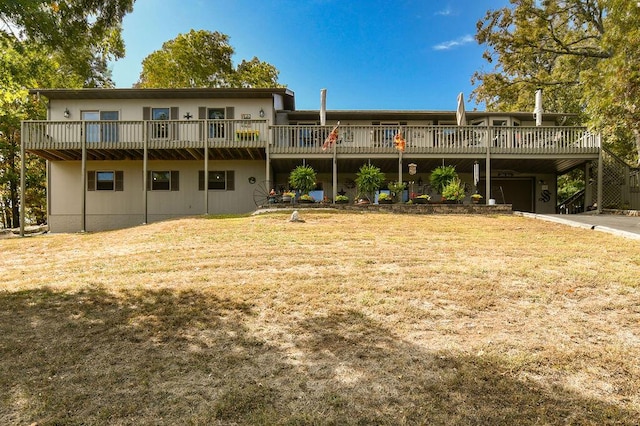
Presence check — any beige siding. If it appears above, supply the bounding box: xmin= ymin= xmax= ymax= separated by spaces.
xmin=49 ymin=98 xmax=274 ymax=123
xmin=48 ymin=160 xmax=265 ymax=232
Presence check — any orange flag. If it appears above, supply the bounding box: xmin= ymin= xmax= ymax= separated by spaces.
xmin=394 ymin=130 xmax=406 ymax=152
xmin=322 ymin=121 xmax=340 ymax=151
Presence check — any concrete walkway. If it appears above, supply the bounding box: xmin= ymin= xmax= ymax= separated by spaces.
xmin=516 ymin=211 xmax=640 ymax=241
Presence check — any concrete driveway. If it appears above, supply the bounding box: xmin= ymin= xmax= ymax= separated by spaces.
xmin=517 ymin=211 xmax=640 ymax=240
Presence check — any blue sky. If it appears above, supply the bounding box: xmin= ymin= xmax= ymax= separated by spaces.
xmin=110 ymin=0 xmax=510 ymax=111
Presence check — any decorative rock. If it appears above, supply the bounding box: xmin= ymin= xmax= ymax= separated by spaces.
xmin=289 ymin=210 xmax=305 ymax=223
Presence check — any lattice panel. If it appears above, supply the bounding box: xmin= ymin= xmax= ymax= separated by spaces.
xmin=591 ymin=150 xmax=626 ymax=208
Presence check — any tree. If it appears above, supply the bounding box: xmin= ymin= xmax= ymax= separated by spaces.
xmin=0 ymin=0 xmax=134 ymax=227
xmin=0 ymin=0 xmax=133 ymax=86
xmin=136 ymin=30 xmax=284 ymax=88
xmin=472 ymin=0 xmax=639 ymax=164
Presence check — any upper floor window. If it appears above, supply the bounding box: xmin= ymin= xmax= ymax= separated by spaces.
xmin=208 ymin=108 xmax=225 ymax=138
xmin=82 ymin=111 xmax=119 ymax=143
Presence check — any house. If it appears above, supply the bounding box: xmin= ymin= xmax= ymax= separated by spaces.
xmin=20 ymin=87 xmax=607 ymax=233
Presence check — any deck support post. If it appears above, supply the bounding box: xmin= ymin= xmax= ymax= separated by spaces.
xmin=332 ymin=142 xmax=338 ymax=203
xmin=204 ymin=127 xmax=209 ymax=215
xmin=485 ymin=148 xmax=491 ymax=205
xmin=143 ymin=123 xmax=148 ymax=224
xmin=398 ymin=152 xmax=403 ymax=190
xmin=597 ymin=133 xmax=603 ymax=213
xmin=81 ymin=126 xmax=87 ymax=232
xmin=20 ymin=122 xmax=26 ymax=237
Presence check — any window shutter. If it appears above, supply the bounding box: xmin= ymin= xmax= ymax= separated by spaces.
xmin=146 ymin=171 xmax=151 ymax=191
xmin=170 ymin=107 xmax=179 ymax=140
xmin=226 ymin=170 xmax=235 ymax=191
xmin=142 ymin=107 xmax=150 ymax=121
xmin=115 ymin=171 xmax=124 ymax=191
xmin=198 ymin=107 xmax=206 ymax=120
xmin=225 ymin=106 xmax=234 ymax=119
xmin=198 ymin=170 xmax=204 ymax=191
xmin=87 ymin=171 xmax=96 ymax=191
xmin=170 ymin=171 xmax=179 ymax=191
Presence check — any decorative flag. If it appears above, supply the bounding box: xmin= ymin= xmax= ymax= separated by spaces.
xmin=322 ymin=121 xmax=340 ymax=151
xmin=394 ymin=130 xmax=406 ymax=152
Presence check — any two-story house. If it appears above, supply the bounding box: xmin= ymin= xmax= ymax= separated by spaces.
xmin=21 ymin=87 xmax=603 ymax=233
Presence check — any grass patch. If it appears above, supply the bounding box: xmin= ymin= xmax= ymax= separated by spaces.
xmin=1 ymin=212 xmax=639 ymax=424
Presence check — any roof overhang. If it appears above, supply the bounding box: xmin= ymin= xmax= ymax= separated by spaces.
xmin=285 ymin=110 xmax=574 ymax=123
xmin=29 ymin=87 xmax=296 ymax=110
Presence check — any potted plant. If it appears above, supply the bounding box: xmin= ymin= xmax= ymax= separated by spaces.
xmin=429 ymin=165 xmax=458 ymax=195
xmin=471 ymin=193 xmax=483 ymax=204
xmin=413 ymin=194 xmax=430 ymax=204
xmin=288 ymin=165 xmax=317 ymax=199
xmin=355 ymin=164 xmax=385 ymax=204
xmin=387 ymin=181 xmax=406 ymax=203
xmin=441 ymin=177 xmax=466 ymax=203
xmin=377 ymin=192 xmax=393 ymax=204
xmin=298 ymin=193 xmax=315 ymax=203
xmin=335 ymin=194 xmax=349 ymax=204
xmin=281 ymin=191 xmax=295 ymax=203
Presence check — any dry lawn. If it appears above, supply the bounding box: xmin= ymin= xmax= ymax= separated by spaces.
xmin=1 ymin=211 xmax=639 ymax=425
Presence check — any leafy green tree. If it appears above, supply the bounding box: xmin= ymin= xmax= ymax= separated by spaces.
xmin=136 ymin=30 xmax=284 ymax=88
xmin=0 ymin=0 xmax=134 ymax=227
xmin=473 ymin=0 xmax=639 ymax=164
xmin=0 ymin=0 xmax=133 ymax=86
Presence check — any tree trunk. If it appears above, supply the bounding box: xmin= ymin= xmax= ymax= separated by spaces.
xmin=634 ymin=129 xmax=640 ymax=167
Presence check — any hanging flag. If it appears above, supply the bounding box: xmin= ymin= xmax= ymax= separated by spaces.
xmin=394 ymin=130 xmax=406 ymax=152
xmin=322 ymin=121 xmax=340 ymax=151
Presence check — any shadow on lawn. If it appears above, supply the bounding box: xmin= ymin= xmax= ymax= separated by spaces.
xmin=0 ymin=287 xmax=636 ymax=425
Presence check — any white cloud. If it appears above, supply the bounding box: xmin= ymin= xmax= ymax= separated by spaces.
xmin=433 ymin=35 xmax=474 ymax=51
xmin=435 ymin=8 xmax=453 ymax=16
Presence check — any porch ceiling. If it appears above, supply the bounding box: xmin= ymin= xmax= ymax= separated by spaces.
xmin=27 ymin=148 xmax=266 ymax=162
xmin=270 ymin=157 xmax=591 ymax=176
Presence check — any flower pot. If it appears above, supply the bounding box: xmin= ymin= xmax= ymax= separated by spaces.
xmin=378 ymin=199 xmax=393 ymax=204
xmin=413 ymin=198 xmax=429 ymax=204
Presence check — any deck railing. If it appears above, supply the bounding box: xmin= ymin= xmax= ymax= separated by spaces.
xmin=23 ymin=121 xmax=598 ymax=155
xmin=23 ymin=119 xmax=269 ymax=150
xmin=269 ymin=125 xmax=598 ymax=154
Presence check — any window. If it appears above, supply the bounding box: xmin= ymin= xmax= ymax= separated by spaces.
xmin=148 ymin=171 xmax=179 ymax=191
xmin=87 ymin=171 xmax=123 ymax=191
xmin=81 ymin=111 xmax=120 ymax=143
xmin=151 ymin=108 xmax=170 ymax=139
xmin=198 ymin=170 xmax=235 ymax=191
xmin=208 ymin=108 xmax=225 ymax=138
xmin=97 ymin=171 xmax=114 ymax=190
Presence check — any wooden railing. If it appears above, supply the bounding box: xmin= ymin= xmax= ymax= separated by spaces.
xmin=23 ymin=121 xmax=598 ymax=155
xmin=269 ymin=125 xmax=598 ymax=154
xmin=22 ymin=119 xmax=269 ymax=150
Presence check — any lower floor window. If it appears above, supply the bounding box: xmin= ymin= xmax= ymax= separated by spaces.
xmin=97 ymin=171 xmax=115 ymax=190
xmin=148 ymin=170 xmax=179 ymax=191
xmin=87 ymin=170 xmax=123 ymax=191
xmin=199 ymin=170 xmax=235 ymax=190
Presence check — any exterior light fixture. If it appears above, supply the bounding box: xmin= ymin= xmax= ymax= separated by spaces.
xmin=259 ymin=108 xmax=265 ymax=118
xmin=408 ymin=163 xmax=417 ymax=175
xmin=64 ymin=108 xmax=70 ymax=118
